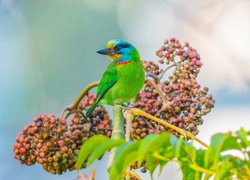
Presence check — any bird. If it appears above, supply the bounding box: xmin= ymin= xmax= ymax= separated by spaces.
xmin=86 ymin=39 xmax=145 ymax=117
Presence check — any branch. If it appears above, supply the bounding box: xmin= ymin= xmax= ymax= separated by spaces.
xmin=71 ymin=81 xmax=100 ymax=110
xmin=111 ymin=105 xmax=125 ymax=140
xmin=61 ymin=81 xmax=100 ymax=119
xmin=108 ymin=105 xmax=125 ymax=168
xmin=147 ymin=79 xmax=177 ymax=117
xmin=125 ymin=108 xmax=209 ymax=148
xmin=158 ymin=63 xmax=177 ymax=79
xmin=147 ymin=79 xmax=168 ymax=104
xmin=146 ymin=63 xmax=177 ymax=81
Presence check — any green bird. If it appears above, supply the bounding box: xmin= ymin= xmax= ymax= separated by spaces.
xmin=86 ymin=39 xmax=145 ymax=117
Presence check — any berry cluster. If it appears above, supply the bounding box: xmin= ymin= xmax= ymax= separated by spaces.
xmin=14 ymin=94 xmax=112 ymax=174
xmin=14 ymin=115 xmax=77 ymax=174
xmin=78 ymin=93 xmax=112 ymax=137
xmin=131 ymin=38 xmax=215 ymax=139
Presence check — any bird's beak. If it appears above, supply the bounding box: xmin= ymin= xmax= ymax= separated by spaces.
xmin=97 ymin=48 xmax=114 ymax=55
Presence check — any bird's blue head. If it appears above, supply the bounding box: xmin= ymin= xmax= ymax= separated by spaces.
xmin=97 ymin=39 xmax=140 ymax=62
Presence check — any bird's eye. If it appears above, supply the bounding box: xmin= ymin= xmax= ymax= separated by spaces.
xmin=114 ymin=46 xmax=121 ymax=51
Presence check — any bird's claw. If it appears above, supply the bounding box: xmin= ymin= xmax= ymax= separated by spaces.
xmin=122 ymin=103 xmax=133 ymax=108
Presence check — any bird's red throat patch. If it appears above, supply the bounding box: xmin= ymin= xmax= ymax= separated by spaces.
xmin=117 ymin=61 xmax=131 ymax=66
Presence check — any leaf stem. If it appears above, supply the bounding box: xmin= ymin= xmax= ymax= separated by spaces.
xmin=189 ymin=164 xmax=215 ymax=175
xmin=152 ymin=151 xmax=169 ymax=161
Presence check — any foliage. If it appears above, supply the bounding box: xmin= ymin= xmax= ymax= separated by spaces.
xmin=76 ymin=128 xmax=250 ymax=180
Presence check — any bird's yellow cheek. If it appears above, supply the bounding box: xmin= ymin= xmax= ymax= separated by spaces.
xmin=108 ymin=54 xmax=121 ymax=61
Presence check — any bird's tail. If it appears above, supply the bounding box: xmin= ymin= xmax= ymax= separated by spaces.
xmin=86 ymin=100 xmax=99 ymax=117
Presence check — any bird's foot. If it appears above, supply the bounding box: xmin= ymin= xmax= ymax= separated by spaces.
xmin=122 ymin=103 xmax=133 ymax=109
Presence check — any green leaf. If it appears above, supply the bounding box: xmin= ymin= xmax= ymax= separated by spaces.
xmin=139 ymin=133 xmax=172 ymax=175
xmin=162 ymin=136 xmax=177 ymax=160
xmin=215 ymin=160 xmax=233 ymax=180
xmin=181 ymin=164 xmax=198 ymax=180
xmin=236 ymin=128 xmax=249 ymax=148
xmin=146 ymin=154 xmax=159 ymax=178
xmin=80 ymin=129 xmax=250 ymax=180
xmin=180 ymin=147 xmax=202 ymax=180
xmin=175 ymin=137 xmax=187 ymax=161
xmin=75 ymin=135 xmax=108 ymax=170
xmin=185 ymin=144 xmax=197 ymax=163
xmin=157 ymin=146 xmax=175 ymax=175
xmin=137 ymin=134 xmax=166 ymax=166
xmin=162 ymin=146 xmax=174 ymax=160
xmin=86 ymin=139 xmax=125 ymax=167
xmin=220 ymin=135 xmax=240 ymax=152
xmin=196 ymin=149 xmax=205 ymax=167
xmin=205 ymin=133 xmax=228 ymax=168
xmin=159 ymin=160 xmax=167 ymax=176
xmin=109 ymin=141 xmax=140 ymax=180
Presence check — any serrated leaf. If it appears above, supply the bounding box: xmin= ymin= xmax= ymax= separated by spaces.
xmin=75 ymin=135 xmax=108 ymax=170
xmin=86 ymin=139 xmax=125 ymax=167
xmin=109 ymin=141 xmax=140 ymax=180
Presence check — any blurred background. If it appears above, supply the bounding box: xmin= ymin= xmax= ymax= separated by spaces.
xmin=0 ymin=0 xmax=249 ymax=179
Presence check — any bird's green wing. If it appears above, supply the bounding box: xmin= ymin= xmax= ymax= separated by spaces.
xmin=97 ymin=62 xmax=118 ymax=98
xmin=86 ymin=62 xmax=118 ymax=117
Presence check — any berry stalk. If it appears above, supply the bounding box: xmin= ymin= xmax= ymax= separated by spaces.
xmin=127 ymin=108 xmax=209 ymax=148
xmin=62 ymin=81 xmax=100 ymax=119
